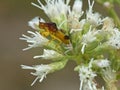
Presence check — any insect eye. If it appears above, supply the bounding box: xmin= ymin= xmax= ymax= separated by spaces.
xmin=64 ymin=35 xmax=69 ymax=39
xmin=51 ymin=23 xmax=57 ymax=27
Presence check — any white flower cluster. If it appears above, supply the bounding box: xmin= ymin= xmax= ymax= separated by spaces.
xmin=79 ymin=60 xmax=97 ymax=90
xmin=107 ymin=28 xmax=120 ymax=49
xmin=93 ymin=59 xmax=110 ymax=68
xmin=21 ymin=64 xmax=52 ymax=86
xmin=20 ymin=0 xmax=120 ymax=89
xmin=20 ymin=31 xmax=49 ymax=50
xmin=31 ymin=0 xmax=70 ymax=19
xmin=34 ymin=49 xmax=63 ymax=59
xmin=78 ymin=58 xmax=111 ymax=90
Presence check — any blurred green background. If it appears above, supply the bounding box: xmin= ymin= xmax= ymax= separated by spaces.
xmin=0 ymin=0 xmax=119 ymax=90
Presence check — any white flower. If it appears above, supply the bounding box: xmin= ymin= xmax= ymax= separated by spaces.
xmin=102 ymin=67 xmax=116 ymax=83
xmin=31 ymin=0 xmax=70 ymax=19
xmin=34 ymin=49 xmax=63 ymax=59
xmin=21 ymin=64 xmax=52 ymax=86
xmin=93 ymin=59 xmax=110 ymax=68
xmin=79 ymin=59 xmax=97 ymax=90
xmin=81 ymin=27 xmax=98 ymax=54
xmin=28 ymin=17 xmax=45 ymax=30
xmin=69 ymin=19 xmax=85 ymax=33
xmin=107 ymin=28 xmax=120 ymax=49
xmin=102 ymin=17 xmax=114 ymax=32
xmin=71 ymin=0 xmax=84 ymax=19
xmin=72 ymin=0 xmax=83 ymax=15
xmin=86 ymin=0 xmax=102 ymax=26
xmin=103 ymin=2 xmax=111 ymax=8
xmin=20 ymin=31 xmax=49 ymax=50
xmin=68 ymin=0 xmax=84 ymax=33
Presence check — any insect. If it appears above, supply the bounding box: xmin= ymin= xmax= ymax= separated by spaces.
xmin=39 ymin=22 xmax=70 ymax=44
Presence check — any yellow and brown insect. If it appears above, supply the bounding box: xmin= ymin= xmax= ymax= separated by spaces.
xmin=39 ymin=22 xmax=70 ymax=44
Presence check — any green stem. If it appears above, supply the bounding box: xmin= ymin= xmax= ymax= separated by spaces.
xmin=69 ymin=55 xmax=82 ymax=65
